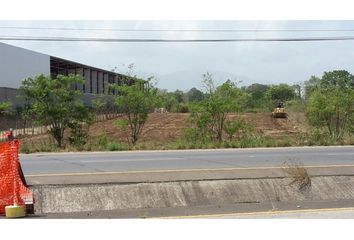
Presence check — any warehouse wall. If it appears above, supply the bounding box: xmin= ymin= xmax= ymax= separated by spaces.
xmin=0 ymin=42 xmax=50 ymax=89
xmin=91 ymin=71 xmax=98 ymax=94
xmin=0 ymin=87 xmax=18 ymax=102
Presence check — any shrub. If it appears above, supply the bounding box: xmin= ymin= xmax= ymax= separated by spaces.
xmin=107 ymin=141 xmax=124 ymax=151
xmin=177 ymin=103 xmax=189 ymax=113
xmin=20 ymin=142 xmax=31 ymax=154
xmin=68 ymin=122 xmax=90 ymax=149
xmin=224 ymin=119 xmax=243 ymax=141
xmin=96 ymin=134 xmax=109 ymax=149
xmin=182 ymin=127 xmax=200 ymax=143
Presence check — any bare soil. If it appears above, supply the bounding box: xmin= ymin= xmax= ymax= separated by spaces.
xmin=19 ymin=112 xmax=307 ymax=148
xmin=89 ymin=112 xmax=306 ymax=143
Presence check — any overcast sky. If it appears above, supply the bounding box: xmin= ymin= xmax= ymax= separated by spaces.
xmin=1 ymin=20 xmax=354 ymax=91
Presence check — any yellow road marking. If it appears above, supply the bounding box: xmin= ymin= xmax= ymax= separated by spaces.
xmin=157 ymin=207 xmax=354 ymax=219
xmin=26 ymin=164 xmax=354 ymax=177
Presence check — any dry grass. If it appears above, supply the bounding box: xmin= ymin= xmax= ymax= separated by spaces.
xmin=282 ymin=160 xmax=311 ymax=192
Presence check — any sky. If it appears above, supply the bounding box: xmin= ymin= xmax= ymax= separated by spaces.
xmin=1 ymin=20 xmax=354 ymax=91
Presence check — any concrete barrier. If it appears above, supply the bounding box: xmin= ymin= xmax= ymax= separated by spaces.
xmin=30 ymin=176 xmax=354 ymax=214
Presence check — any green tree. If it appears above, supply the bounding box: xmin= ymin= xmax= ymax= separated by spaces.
xmin=92 ymin=96 xmax=107 ymax=115
xmin=173 ymin=89 xmax=187 ymax=103
xmin=0 ymin=101 xmax=12 ymax=116
xmin=307 ymin=88 xmax=354 ymax=139
xmin=156 ymin=89 xmax=178 ymax=112
xmin=306 ymin=70 xmax=354 ymax=139
xmin=320 ymin=70 xmax=354 ymax=89
xmin=224 ymin=118 xmax=254 ymax=141
xmin=19 ymin=74 xmax=92 ymax=148
xmin=266 ymin=84 xmax=296 ymax=103
xmin=114 ymin=77 xmax=158 ymax=145
xmin=224 ymin=119 xmax=243 ymax=141
xmin=292 ymin=84 xmax=302 ymax=99
xmin=193 ymin=73 xmax=249 ymax=142
xmin=245 ymin=83 xmax=269 ymax=110
xmin=304 ymin=76 xmax=321 ymax=99
xmin=187 ymin=87 xmax=204 ymax=102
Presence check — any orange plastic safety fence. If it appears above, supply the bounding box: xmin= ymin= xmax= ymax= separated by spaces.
xmin=0 ymin=140 xmax=34 ymax=214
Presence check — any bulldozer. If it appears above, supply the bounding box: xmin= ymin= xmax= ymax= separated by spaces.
xmin=271 ymin=102 xmax=288 ymax=118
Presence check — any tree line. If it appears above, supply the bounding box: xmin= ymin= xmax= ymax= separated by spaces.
xmin=0 ymin=69 xmax=353 ymax=148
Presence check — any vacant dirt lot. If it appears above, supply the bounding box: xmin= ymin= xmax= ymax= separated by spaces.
xmin=18 ymin=112 xmax=307 ymax=150
xmin=89 ymin=112 xmax=306 ymax=143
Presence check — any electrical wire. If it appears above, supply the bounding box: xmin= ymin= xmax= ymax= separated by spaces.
xmin=1 ymin=35 xmax=354 ymax=42
xmin=1 ymin=26 xmax=354 ymax=32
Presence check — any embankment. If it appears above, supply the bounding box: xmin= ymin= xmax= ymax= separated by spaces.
xmin=30 ymin=174 xmax=354 ymax=215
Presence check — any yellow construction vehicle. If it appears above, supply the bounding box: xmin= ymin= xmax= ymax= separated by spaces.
xmin=271 ymin=102 xmax=288 ymax=118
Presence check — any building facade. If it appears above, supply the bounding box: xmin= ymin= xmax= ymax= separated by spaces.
xmin=0 ymin=42 xmax=130 ymax=104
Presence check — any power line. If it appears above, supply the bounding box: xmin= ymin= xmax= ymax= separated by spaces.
xmin=1 ymin=35 xmax=354 ymax=42
xmin=2 ymin=26 xmax=354 ymax=33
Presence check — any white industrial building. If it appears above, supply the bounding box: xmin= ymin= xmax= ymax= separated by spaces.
xmin=0 ymin=42 xmax=130 ymax=104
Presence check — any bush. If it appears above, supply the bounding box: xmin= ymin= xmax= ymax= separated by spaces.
xmin=68 ymin=122 xmax=90 ymax=149
xmin=286 ymin=100 xmax=305 ymax=112
xmin=95 ymin=134 xmax=109 ymax=150
xmin=306 ymin=83 xmax=354 ymax=140
xmin=20 ymin=142 xmax=31 ymax=154
xmin=20 ymin=140 xmax=59 ymax=153
xmin=222 ymin=141 xmax=231 ymax=148
xmin=177 ymin=103 xmax=189 ymax=113
xmin=224 ymin=119 xmax=243 ymax=141
xmin=182 ymin=127 xmax=200 ymax=143
xmin=107 ymin=141 xmax=124 ymax=151
xmin=306 ymin=129 xmax=336 ymax=146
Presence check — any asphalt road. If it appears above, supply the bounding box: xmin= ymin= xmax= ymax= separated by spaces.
xmin=20 ymin=146 xmax=354 ymax=175
xmin=204 ymin=208 xmax=354 ymax=219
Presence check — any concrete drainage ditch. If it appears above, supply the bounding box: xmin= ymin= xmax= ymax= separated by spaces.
xmin=30 ymin=176 xmax=354 ymax=214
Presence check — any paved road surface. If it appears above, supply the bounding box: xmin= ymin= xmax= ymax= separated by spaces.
xmin=201 ymin=208 xmax=354 ymax=219
xmin=20 ymin=146 xmax=354 ymax=175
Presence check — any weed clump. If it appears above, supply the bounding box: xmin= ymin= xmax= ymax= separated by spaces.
xmin=282 ymin=160 xmax=311 ymax=192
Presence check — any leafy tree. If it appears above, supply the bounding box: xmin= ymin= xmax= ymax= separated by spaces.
xmin=0 ymin=101 xmax=11 ymax=116
xmin=67 ymin=105 xmax=93 ymax=148
xmin=156 ymin=89 xmax=178 ymax=112
xmin=92 ymin=96 xmax=107 ymax=115
xmin=224 ymin=119 xmax=244 ymax=141
xmin=224 ymin=118 xmax=254 ymax=141
xmin=306 ymin=70 xmax=354 ymax=139
xmin=114 ymin=77 xmax=158 ymax=145
xmin=245 ymin=83 xmax=269 ymax=109
xmin=320 ymin=70 xmax=354 ymax=89
xmin=19 ymin=74 xmax=92 ymax=148
xmin=173 ymin=89 xmax=187 ymax=103
xmin=187 ymin=87 xmax=204 ymax=102
xmin=304 ymin=76 xmax=321 ymax=99
xmin=292 ymin=84 xmax=302 ymax=99
xmin=266 ymin=84 xmax=296 ymax=103
xmin=192 ymin=73 xmax=249 ymax=142
xmin=247 ymin=84 xmax=269 ymax=99
xmin=307 ymin=88 xmax=354 ymax=139
xmin=188 ymin=105 xmax=214 ymax=142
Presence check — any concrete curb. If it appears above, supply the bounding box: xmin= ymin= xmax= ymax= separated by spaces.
xmin=20 ymin=145 xmax=354 ymax=156
xmin=26 ymin=166 xmax=354 ymax=185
